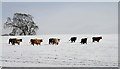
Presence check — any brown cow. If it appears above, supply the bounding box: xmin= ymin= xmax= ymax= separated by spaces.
xmin=9 ymin=38 xmax=22 ymax=45
xmin=30 ymin=39 xmax=43 ymax=46
xmin=92 ymin=37 xmax=102 ymax=42
xmin=49 ymin=38 xmax=60 ymax=45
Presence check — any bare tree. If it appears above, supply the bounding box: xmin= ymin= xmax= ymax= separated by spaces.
xmin=4 ymin=13 xmax=39 ymax=36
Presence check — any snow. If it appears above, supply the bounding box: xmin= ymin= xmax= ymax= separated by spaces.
xmin=1 ymin=34 xmax=118 ymax=67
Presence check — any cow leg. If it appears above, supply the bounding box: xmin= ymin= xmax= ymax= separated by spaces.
xmin=52 ymin=42 xmax=54 ymax=45
xmin=9 ymin=41 xmax=10 ymax=44
xmin=80 ymin=42 xmax=82 ymax=44
xmin=18 ymin=43 xmax=20 ymax=45
xmin=9 ymin=42 xmax=11 ymax=44
xmin=31 ymin=42 xmax=34 ymax=46
xmin=49 ymin=41 xmax=51 ymax=44
xmin=18 ymin=42 xmax=20 ymax=45
xmin=81 ymin=42 xmax=82 ymax=44
xmin=11 ymin=42 xmax=14 ymax=45
xmin=12 ymin=43 xmax=14 ymax=45
xmin=50 ymin=42 xmax=52 ymax=44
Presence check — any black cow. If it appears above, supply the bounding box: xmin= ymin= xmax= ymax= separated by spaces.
xmin=92 ymin=37 xmax=102 ymax=42
xmin=49 ymin=38 xmax=55 ymax=44
xmin=69 ymin=37 xmax=77 ymax=43
xmin=9 ymin=38 xmax=16 ymax=44
xmin=80 ymin=38 xmax=87 ymax=44
xmin=9 ymin=38 xmax=22 ymax=45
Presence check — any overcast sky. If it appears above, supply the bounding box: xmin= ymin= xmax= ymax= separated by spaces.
xmin=2 ymin=2 xmax=118 ymax=34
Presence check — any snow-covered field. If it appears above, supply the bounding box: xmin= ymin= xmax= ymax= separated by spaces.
xmin=1 ymin=34 xmax=118 ymax=67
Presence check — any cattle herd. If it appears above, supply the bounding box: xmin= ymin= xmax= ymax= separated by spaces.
xmin=8 ymin=36 xmax=102 ymax=46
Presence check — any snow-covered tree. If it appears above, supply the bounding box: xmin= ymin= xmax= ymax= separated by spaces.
xmin=4 ymin=13 xmax=39 ymax=36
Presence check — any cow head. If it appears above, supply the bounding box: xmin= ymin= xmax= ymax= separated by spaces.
xmin=58 ymin=39 xmax=60 ymax=41
xmin=100 ymin=37 xmax=102 ymax=39
xmin=40 ymin=39 xmax=43 ymax=42
xmin=20 ymin=39 xmax=22 ymax=42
